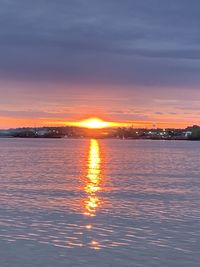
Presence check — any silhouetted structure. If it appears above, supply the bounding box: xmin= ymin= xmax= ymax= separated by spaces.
xmin=0 ymin=125 xmax=200 ymax=140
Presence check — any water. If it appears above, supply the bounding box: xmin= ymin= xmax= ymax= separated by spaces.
xmin=0 ymin=138 xmax=199 ymax=267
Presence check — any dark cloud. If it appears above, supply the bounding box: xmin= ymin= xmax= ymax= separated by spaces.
xmin=0 ymin=0 xmax=200 ymax=87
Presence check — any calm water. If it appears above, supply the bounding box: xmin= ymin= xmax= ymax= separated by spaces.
xmin=0 ymin=138 xmax=200 ymax=267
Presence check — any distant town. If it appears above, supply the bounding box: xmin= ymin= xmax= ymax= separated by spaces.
xmin=0 ymin=125 xmax=200 ymax=140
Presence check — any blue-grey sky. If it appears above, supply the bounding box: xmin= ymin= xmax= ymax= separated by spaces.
xmin=0 ymin=0 xmax=200 ymax=128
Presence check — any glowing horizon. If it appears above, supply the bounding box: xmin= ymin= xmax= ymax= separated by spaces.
xmin=0 ymin=116 xmax=196 ymax=130
xmin=65 ymin=117 xmax=129 ymax=129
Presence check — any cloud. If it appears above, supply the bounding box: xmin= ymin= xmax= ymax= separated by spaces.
xmin=0 ymin=0 xmax=200 ymax=87
xmin=0 ymin=109 xmax=75 ymax=119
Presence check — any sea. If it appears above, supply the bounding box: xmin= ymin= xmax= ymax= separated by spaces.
xmin=0 ymin=138 xmax=199 ymax=267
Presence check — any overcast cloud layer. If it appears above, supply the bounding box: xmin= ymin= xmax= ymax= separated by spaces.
xmin=0 ymin=0 xmax=200 ymax=86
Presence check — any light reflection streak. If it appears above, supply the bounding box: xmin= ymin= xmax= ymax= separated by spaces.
xmin=83 ymin=139 xmax=102 ymax=217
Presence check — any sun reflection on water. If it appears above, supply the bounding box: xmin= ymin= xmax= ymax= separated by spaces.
xmin=83 ymin=139 xmax=102 ymax=217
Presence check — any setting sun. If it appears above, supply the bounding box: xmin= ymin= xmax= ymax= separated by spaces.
xmin=78 ymin=118 xmax=111 ymax=129
xmin=67 ymin=117 xmax=123 ymax=129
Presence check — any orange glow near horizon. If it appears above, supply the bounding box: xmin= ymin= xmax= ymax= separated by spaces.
xmin=66 ymin=117 xmax=126 ymax=129
xmin=0 ymin=116 xmax=196 ymax=130
xmin=79 ymin=118 xmax=111 ymax=129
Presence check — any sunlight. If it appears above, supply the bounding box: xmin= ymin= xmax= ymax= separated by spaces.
xmin=65 ymin=117 xmax=126 ymax=129
xmin=84 ymin=139 xmax=102 ymax=216
xmin=78 ymin=118 xmax=111 ymax=129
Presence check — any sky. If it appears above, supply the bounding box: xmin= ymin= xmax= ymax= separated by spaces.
xmin=0 ymin=0 xmax=200 ymax=128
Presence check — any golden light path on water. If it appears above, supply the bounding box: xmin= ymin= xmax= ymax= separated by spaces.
xmin=83 ymin=139 xmax=102 ymax=249
xmin=84 ymin=139 xmax=101 ymax=216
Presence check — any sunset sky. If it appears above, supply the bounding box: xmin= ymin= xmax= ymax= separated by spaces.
xmin=0 ymin=0 xmax=200 ymax=128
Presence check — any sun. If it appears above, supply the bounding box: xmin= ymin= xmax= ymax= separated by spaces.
xmin=65 ymin=117 xmax=129 ymax=128
xmin=78 ymin=118 xmax=111 ymax=129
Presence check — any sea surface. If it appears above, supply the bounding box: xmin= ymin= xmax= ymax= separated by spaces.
xmin=0 ymin=138 xmax=199 ymax=267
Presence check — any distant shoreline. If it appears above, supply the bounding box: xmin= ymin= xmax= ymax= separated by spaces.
xmin=0 ymin=136 xmax=199 ymax=141
xmin=0 ymin=125 xmax=200 ymax=140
